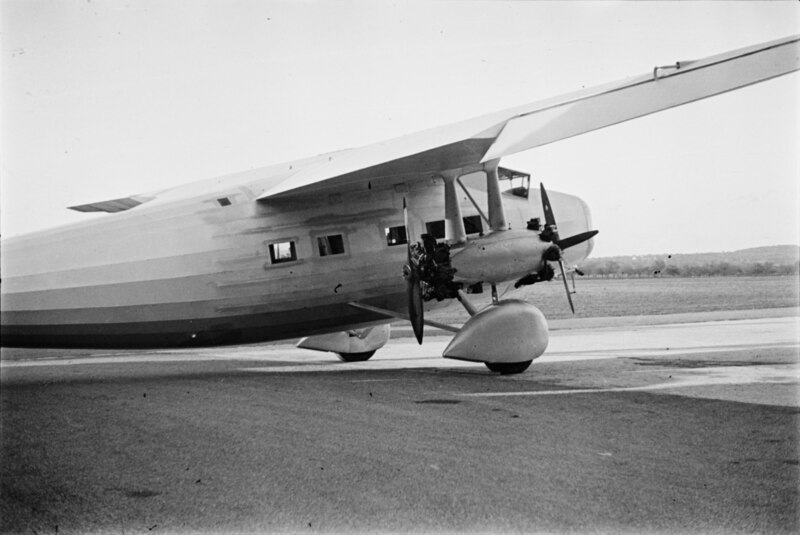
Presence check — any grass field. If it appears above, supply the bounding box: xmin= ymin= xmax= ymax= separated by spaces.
xmin=425 ymin=275 xmax=800 ymax=324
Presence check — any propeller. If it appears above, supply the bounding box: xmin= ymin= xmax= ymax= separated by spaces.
xmin=538 ymin=183 xmax=599 ymax=314
xmin=403 ymin=198 xmax=425 ymax=344
xmin=555 ymin=230 xmax=599 ymax=251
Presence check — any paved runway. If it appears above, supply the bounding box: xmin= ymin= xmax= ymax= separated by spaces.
xmin=2 ymin=314 xmax=798 ymax=534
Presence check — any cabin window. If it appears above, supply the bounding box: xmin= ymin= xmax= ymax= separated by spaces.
xmin=385 ymin=225 xmax=407 ymax=246
xmin=463 ymin=215 xmax=483 ymax=235
xmin=217 ymin=197 xmax=232 ymax=207
xmin=425 ymin=216 xmax=483 ymax=239
xmin=317 ymin=234 xmax=346 ymax=256
xmin=269 ymin=241 xmax=297 ymax=264
xmin=425 ymin=220 xmax=445 ymax=239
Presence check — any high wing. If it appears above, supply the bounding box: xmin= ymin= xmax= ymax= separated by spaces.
xmin=258 ymin=35 xmax=799 ymax=200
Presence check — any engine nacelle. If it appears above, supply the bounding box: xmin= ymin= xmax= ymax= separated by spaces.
xmin=449 ymin=230 xmax=556 ymax=284
xmin=442 ymin=299 xmax=548 ymax=364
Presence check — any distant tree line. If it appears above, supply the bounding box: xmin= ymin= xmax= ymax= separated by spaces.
xmin=579 ymin=259 xmax=800 ymax=278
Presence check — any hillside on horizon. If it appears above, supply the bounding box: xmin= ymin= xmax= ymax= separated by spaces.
xmin=580 ymin=244 xmax=799 ymax=277
xmin=589 ymin=244 xmax=800 ymax=264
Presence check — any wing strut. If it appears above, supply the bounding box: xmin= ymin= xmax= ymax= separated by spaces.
xmin=443 ymin=173 xmax=467 ymax=245
xmin=456 ymin=178 xmax=490 ymax=228
xmin=484 ymin=159 xmax=507 ymax=232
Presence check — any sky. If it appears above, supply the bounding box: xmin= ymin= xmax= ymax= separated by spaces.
xmin=1 ymin=0 xmax=798 ymax=257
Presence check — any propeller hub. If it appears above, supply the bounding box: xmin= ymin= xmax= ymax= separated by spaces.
xmin=544 ymin=244 xmax=561 ymax=262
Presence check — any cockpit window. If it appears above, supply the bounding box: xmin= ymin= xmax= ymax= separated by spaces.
xmin=499 ymin=167 xmax=531 ymax=199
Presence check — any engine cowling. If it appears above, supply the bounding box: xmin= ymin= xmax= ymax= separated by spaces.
xmin=449 ymin=230 xmax=556 ymax=284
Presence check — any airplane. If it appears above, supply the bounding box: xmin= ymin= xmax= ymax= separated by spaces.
xmin=1 ymin=35 xmax=798 ymax=374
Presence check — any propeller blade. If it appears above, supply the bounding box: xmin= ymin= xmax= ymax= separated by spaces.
xmin=555 ymin=230 xmax=599 ymax=250
xmin=403 ymin=197 xmax=410 ymax=261
xmin=404 ymin=198 xmax=424 ymax=344
xmin=540 ymin=182 xmax=557 ymax=228
xmin=539 ymin=182 xmax=560 ymax=243
xmin=407 ymin=272 xmax=424 ymax=344
xmin=558 ymin=258 xmax=575 ymax=314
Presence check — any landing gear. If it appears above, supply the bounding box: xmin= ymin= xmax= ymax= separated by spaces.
xmin=336 ymin=350 xmax=376 ymax=362
xmin=485 ymin=360 xmax=532 ymax=374
xmin=442 ymin=299 xmax=549 ymax=373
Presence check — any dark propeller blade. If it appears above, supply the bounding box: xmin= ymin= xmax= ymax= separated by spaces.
xmin=540 ymin=182 xmax=557 ymax=228
xmin=539 ymin=182 xmax=560 ymax=243
xmin=555 ymin=230 xmax=599 ymax=250
xmin=404 ymin=198 xmax=424 ymax=344
xmin=407 ymin=273 xmax=424 ymax=344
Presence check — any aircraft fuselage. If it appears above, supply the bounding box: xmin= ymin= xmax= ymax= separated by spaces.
xmin=0 ymin=163 xmax=593 ymax=348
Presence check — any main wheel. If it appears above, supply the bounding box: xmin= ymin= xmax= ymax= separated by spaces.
xmin=485 ymin=360 xmax=532 ymax=374
xmin=336 ymin=350 xmax=376 ymax=362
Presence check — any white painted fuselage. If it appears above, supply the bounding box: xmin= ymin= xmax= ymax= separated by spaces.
xmin=0 ymin=159 xmax=592 ymax=348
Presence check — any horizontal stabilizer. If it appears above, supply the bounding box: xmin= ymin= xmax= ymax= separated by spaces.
xmin=68 ymin=195 xmax=154 ymax=214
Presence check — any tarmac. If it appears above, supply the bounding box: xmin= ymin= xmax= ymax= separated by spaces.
xmin=1 ymin=311 xmax=798 ymax=534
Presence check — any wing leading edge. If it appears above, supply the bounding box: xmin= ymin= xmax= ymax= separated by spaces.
xmin=258 ymin=35 xmax=799 ymax=200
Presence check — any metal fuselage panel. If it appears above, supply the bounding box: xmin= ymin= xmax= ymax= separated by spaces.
xmin=0 ymin=173 xmax=592 ymax=348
